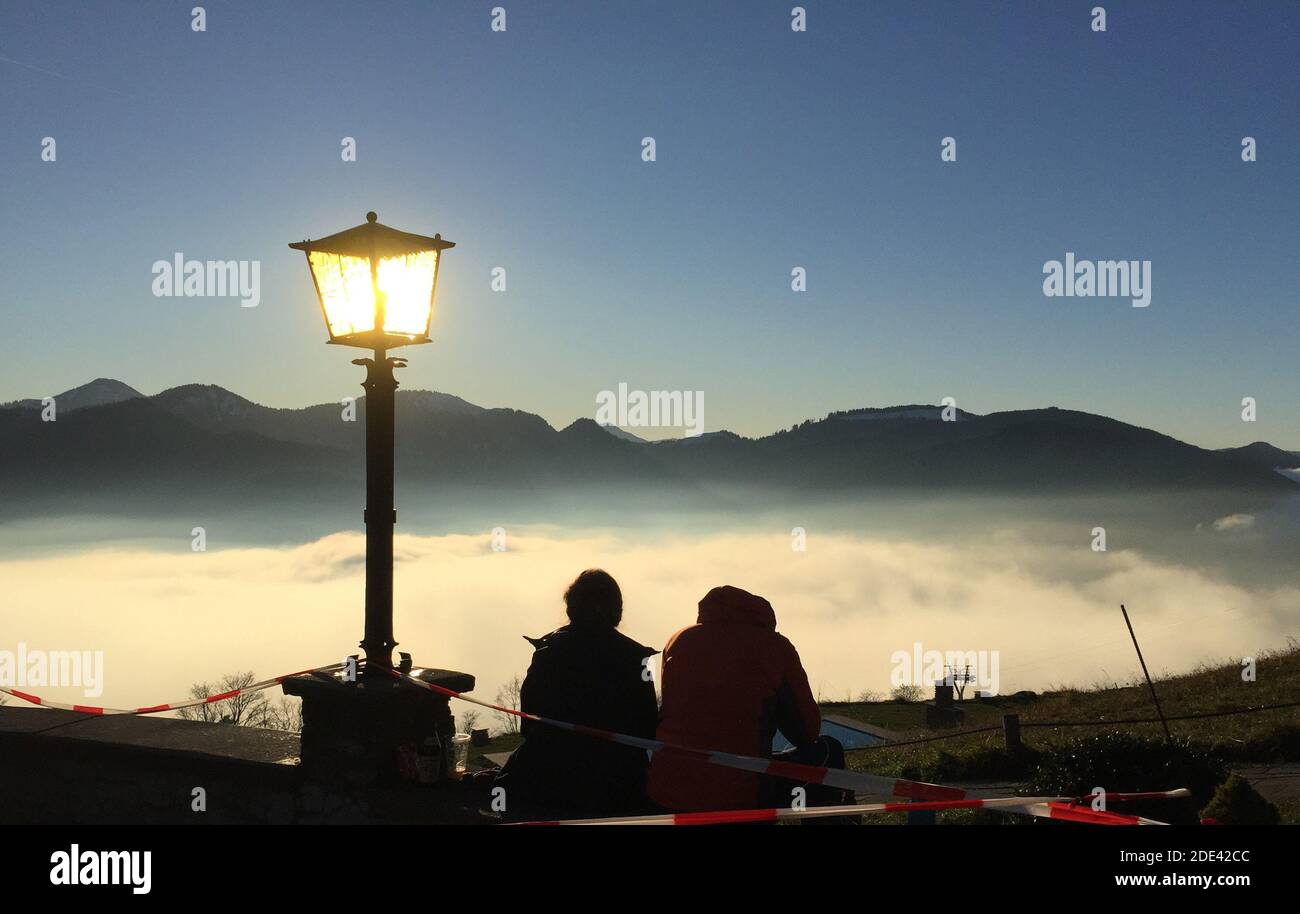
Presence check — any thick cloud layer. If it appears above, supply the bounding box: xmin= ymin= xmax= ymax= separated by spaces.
xmin=2 ymin=526 xmax=1294 ymax=718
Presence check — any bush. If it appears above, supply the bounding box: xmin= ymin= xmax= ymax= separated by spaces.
xmin=928 ymin=746 xmax=1041 ymax=782
xmin=1200 ymin=775 xmax=1280 ymax=825
xmin=875 ymin=741 xmax=1043 ymax=785
xmin=1226 ymin=724 xmax=1300 ymax=764
xmin=1028 ymin=731 xmax=1226 ymax=825
xmin=890 ymin=684 xmax=924 ymax=703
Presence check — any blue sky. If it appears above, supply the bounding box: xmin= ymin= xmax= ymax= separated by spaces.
xmin=1 ymin=0 xmax=1296 ymax=447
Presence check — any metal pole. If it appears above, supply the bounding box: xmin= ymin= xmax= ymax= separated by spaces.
xmin=358 ymin=348 xmax=402 ymax=676
xmin=1120 ymin=603 xmax=1172 ymax=744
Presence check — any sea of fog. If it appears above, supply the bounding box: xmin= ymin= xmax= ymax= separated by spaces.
xmin=1 ymin=492 xmax=1297 ymax=724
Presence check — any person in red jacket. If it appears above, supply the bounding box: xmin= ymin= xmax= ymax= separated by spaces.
xmin=647 ymin=584 xmax=851 ymax=814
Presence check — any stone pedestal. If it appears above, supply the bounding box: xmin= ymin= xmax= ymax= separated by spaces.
xmin=282 ymin=668 xmax=474 ymax=788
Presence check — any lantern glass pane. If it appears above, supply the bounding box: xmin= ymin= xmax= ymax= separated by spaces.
xmin=376 ymin=250 xmax=438 ymax=336
xmin=307 ymin=251 xmax=376 ymax=337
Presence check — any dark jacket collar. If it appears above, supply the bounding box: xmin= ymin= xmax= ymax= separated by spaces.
xmin=524 ymin=625 xmax=658 ymax=658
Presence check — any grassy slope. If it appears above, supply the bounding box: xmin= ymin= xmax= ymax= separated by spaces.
xmin=831 ymin=641 xmax=1300 ymax=822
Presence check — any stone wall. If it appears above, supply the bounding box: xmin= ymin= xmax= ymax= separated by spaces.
xmin=0 ymin=708 xmax=485 ymax=825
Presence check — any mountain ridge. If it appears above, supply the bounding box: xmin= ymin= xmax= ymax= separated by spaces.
xmin=6 ymin=378 xmax=1296 ymax=459
xmin=1 ymin=380 xmax=1296 ymax=506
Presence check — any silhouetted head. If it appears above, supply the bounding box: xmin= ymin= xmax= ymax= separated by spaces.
xmin=564 ymin=569 xmax=623 ymax=630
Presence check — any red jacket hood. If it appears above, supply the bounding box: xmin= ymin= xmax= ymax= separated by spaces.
xmin=697 ymin=585 xmax=776 ymax=629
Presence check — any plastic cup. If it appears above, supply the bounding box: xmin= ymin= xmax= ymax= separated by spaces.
xmin=452 ymin=732 xmax=471 ymax=778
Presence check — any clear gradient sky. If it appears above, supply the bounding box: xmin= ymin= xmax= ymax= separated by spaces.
xmin=2 ymin=1 xmax=1296 ymax=448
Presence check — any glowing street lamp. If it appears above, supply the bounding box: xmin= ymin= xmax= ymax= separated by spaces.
xmin=291 ymin=211 xmax=454 ymax=351
xmin=290 ymin=212 xmax=455 ymax=676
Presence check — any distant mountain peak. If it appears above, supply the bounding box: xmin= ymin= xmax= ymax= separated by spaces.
xmin=1220 ymin=441 xmax=1300 ymax=471
xmin=561 ymin=417 xmax=604 ymax=435
xmin=829 ymin=404 xmax=979 ymax=422
xmin=563 ymin=417 xmax=647 ymax=446
xmin=155 ymin=382 xmax=246 ymax=397
xmin=1 ymin=377 xmax=143 ymax=413
xmin=146 ymin=384 xmax=265 ymax=430
xmin=400 ymin=389 xmax=487 ymax=416
xmin=599 ymin=423 xmax=648 ymax=443
xmin=153 ymin=383 xmax=255 ymax=406
xmin=656 ymin=429 xmax=745 ymax=446
xmin=87 ymin=377 xmax=135 ymax=390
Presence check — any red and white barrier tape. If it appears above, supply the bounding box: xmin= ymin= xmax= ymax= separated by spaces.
xmin=0 ymin=663 xmax=345 ymax=716
xmin=517 ymin=794 xmax=1178 ymax=826
xmin=1031 ymin=802 xmax=1170 ymax=827
xmin=0 ymin=662 xmax=1187 ymax=827
xmin=1097 ymin=789 xmax=1193 ymax=803
xmin=398 ymin=669 xmax=1186 ymax=818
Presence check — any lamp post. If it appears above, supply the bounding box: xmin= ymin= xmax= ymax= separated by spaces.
xmin=289 ymin=212 xmax=454 ymax=677
xmin=283 ymin=213 xmax=473 ymax=794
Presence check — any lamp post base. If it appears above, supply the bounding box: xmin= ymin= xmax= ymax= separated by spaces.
xmin=282 ymin=668 xmax=475 ymax=788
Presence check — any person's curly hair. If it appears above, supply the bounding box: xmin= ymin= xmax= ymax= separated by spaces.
xmin=563 ymin=569 xmax=623 ymax=629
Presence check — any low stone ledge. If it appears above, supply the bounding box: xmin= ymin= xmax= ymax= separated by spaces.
xmin=0 ymin=708 xmax=486 ymax=825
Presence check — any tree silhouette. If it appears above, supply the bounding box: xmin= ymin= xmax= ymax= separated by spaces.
xmin=494 ymin=674 xmax=523 ymax=735
xmin=177 ymin=671 xmax=273 ymax=726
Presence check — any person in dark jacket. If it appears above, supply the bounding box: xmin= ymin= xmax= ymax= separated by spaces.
xmin=647 ymin=584 xmax=852 ymax=816
xmin=494 ymin=569 xmax=658 ymax=819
